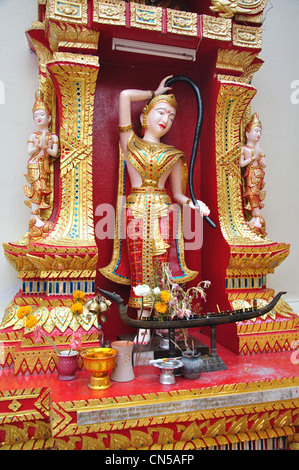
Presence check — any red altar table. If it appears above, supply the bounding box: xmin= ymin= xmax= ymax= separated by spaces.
xmin=0 ymin=330 xmax=298 ymax=451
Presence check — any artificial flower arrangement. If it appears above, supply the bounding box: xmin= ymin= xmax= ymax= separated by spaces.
xmin=133 ymin=262 xmax=210 ymax=321
xmin=16 ymin=290 xmax=86 ymax=355
xmin=133 ymin=263 xmax=210 ymax=352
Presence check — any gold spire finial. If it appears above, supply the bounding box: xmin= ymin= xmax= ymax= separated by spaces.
xmin=245 ymin=113 xmax=262 ymax=134
xmin=32 ymin=90 xmax=50 ymax=116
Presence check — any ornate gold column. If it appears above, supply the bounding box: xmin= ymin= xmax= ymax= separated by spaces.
xmin=29 ymin=53 xmax=99 ymax=272
xmin=214 ymin=48 xmax=297 ymax=354
xmin=3 ymin=1 xmax=100 ymax=291
xmin=1 ymin=1 xmax=102 ymax=374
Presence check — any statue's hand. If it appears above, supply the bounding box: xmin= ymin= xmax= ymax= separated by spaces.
xmin=189 ymin=200 xmax=210 ymax=217
xmin=40 ymin=129 xmax=47 ymax=149
xmin=155 ymin=75 xmax=173 ymax=96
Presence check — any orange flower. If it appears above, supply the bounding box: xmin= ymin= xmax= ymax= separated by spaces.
xmin=73 ymin=290 xmax=85 ymax=302
xmin=17 ymin=306 xmax=31 ymax=319
xmin=71 ymin=302 xmax=83 ymax=315
xmin=160 ymin=291 xmax=171 ymax=303
xmin=154 ymin=301 xmax=168 ymax=314
xmin=26 ymin=315 xmax=37 ymax=329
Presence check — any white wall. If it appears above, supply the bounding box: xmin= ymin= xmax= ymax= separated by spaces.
xmin=0 ymin=0 xmax=38 ymax=319
xmin=252 ymin=0 xmax=299 ymax=313
xmin=0 ymin=0 xmax=298 ymax=320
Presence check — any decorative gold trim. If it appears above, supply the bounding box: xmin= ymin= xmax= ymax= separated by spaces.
xmin=216 ymin=49 xmax=259 ymax=74
xmin=0 ymin=303 xmax=99 ymax=334
xmin=130 ymin=3 xmax=162 ymax=32
xmin=50 ymin=377 xmax=299 ymax=442
xmin=0 ymin=387 xmax=50 ymax=425
xmin=0 ymin=378 xmax=297 ymax=450
xmin=54 ymin=0 xmax=83 ymax=19
xmin=233 ymin=23 xmax=262 ymax=50
xmin=94 ymin=0 xmax=126 ymax=26
xmin=202 ymin=15 xmax=231 ymax=41
xmin=47 ymin=21 xmax=100 ymax=52
xmin=167 ymin=9 xmax=198 ymax=37
xmin=46 ymin=0 xmax=88 ymax=24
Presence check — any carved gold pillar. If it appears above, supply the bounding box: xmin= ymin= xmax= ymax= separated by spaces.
xmin=0 ymin=4 xmax=102 ymax=373
xmin=42 ymin=53 xmax=99 ymax=248
xmin=214 ymin=49 xmax=297 ymax=354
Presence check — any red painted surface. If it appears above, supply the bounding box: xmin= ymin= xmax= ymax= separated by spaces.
xmin=92 ymin=41 xmax=231 ymax=344
xmin=0 ymin=331 xmax=297 ymax=402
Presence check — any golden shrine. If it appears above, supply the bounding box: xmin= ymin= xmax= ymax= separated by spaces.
xmin=0 ymin=0 xmax=298 ymax=452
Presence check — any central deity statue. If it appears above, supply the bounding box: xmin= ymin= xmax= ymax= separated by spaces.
xmin=100 ymin=76 xmax=210 ymax=343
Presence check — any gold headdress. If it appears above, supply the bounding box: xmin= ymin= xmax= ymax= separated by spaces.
xmin=245 ymin=112 xmax=262 ymax=134
xmin=32 ymin=90 xmax=50 ymax=116
xmin=142 ymin=93 xmax=178 ymax=129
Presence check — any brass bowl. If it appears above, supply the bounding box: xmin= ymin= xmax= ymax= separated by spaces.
xmin=81 ymin=347 xmax=118 ymax=390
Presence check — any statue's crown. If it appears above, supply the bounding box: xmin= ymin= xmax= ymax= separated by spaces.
xmin=142 ymin=93 xmax=178 ymax=116
xmin=245 ymin=112 xmax=262 ymax=133
xmin=32 ymin=90 xmax=50 ymax=116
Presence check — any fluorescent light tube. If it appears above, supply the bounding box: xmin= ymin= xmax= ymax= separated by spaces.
xmin=112 ymin=38 xmax=196 ymax=61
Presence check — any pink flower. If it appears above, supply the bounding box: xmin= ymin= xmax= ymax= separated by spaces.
xmin=70 ymin=331 xmax=82 ymax=350
xmin=32 ymin=326 xmax=44 ymax=343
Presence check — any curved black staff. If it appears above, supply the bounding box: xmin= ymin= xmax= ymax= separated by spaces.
xmin=165 ymin=76 xmax=216 ymax=229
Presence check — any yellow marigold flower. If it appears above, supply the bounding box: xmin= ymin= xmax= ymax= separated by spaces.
xmin=26 ymin=315 xmax=37 ymax=329
xmin=71 ymin=302 xmax=83 ymax=315
xmin=73 ymin=290 xmax=85 ymax=302
xmin=160 ymin=291 xmax=171 ymax=303
xmin=17 ymin=305 xmax=31 ymax=319
xmin=154 ymin=301 xmax=168 ymax=314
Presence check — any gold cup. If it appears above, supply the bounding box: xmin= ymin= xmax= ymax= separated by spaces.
xmin=81 ymin=347 xmax=118 ymax=390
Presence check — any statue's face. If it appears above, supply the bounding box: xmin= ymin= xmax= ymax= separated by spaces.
xmin=246 ymin=125 xmax=261 ymax=144
xmin=33 ymin=109 xmax=50 ymax=127
xmin=145 ymin=101 xmax=176 ymax=138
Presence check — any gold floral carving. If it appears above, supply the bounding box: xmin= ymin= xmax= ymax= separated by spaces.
xmin=167 ymin=9 xmax=198 ymax=36
xmin=46 ymin=0 xmax=88 ymax=24
xmin=0 ymin=303 xmax=99 ymax=334
xmin=233 ymin=23 xmax=263 ymax=49
xmin=202 ymin=15 xmax=231 ymax=42
xmin=55 ymin=1 xmax=82 ymax=19
xmin=47 ymin=21 xmax=100 ymax=52
xmin=216 ymin=49 xmax=259 ymax=75
xmin=210 ymin=0 xmax=268 ymax=19
xmin=130 ymin=3 xmax=162 ymax=31
xmin=94 ymin=0 xmax=126 ymax=26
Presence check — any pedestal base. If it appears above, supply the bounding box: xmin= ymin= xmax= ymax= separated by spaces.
xmin=88 ymin=374 xmax=111 ymax=390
